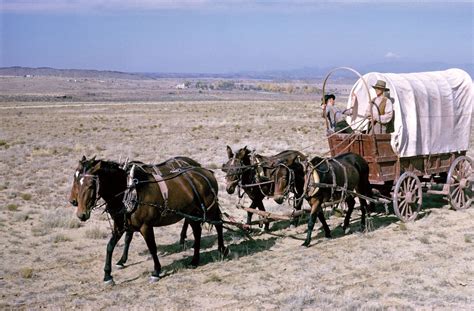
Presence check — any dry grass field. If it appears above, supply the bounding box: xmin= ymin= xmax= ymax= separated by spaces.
xmin=0 ymin=76 xmax=473 ymax=309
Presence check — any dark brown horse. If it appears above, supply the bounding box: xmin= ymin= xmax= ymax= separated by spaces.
xmin=222 ymin=146 xmax=307 ymax=229
xmin=298 ymin=152 xmax=374 ymax=247
xmin=68 ymin=156 xmax=196 ymax=271
xmin=73 ymin=156 xmax=226 ymax=284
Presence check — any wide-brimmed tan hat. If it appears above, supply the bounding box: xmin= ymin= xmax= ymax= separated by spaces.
xmin=372 ymin=80 xmax=389 ymax=91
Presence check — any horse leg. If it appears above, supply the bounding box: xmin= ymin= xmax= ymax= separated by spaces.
xmin=215 ymin=222 xmax=229 ymax=256
xmin=256 ymin=200 xmax=269 ymax=231
xmin=317 ymin=210 xmax=332 ymax=239
xmin=179 ymin=219 xmax=189 ymax=245
xmin=359 ymin=198 xmax=368 ymax=231
xmin=291 ymin=189 xmax=304 ymax=228
xmin=343 ymin=196 xmax=356 ymax=234
xmin=189 ymin=221 xmax=202 ymax=267
xmin=291 ymin=174 xmax=305 ymax=228
xmin=302 ymin=198 xmax=324 ymax=247
xmin=139 ymin=225 xmax=161 ymax=282
xmin=247 ymin=201 xmax=257 ymax=225
xmin=116 ymin=230 xmax=133 ymax=268
xmin=104 ymin=230 xmax=124 ymax=284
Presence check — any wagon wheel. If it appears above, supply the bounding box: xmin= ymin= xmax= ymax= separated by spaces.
xmin=393 ymin=172 xmax=422 ymax=222
xmin=447 ymin=156 xmax=473 ymax=210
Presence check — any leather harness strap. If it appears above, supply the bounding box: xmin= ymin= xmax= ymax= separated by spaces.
xmin=152 ymin=166 xmax=169 ymax=207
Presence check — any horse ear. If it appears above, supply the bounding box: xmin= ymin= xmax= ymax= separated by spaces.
xmin=226 ymin=145 xmax=233 ymax=159
xmin=81 ymin=155 xmax=86 ymax=162
xmin=237 ymin=148 xmax=247 ymax=158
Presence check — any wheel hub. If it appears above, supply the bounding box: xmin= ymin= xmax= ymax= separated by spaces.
xmin=459 ymin=178 xmax=468 ymax=189
xmin=405 ymin=191 xmax=414 ymax=203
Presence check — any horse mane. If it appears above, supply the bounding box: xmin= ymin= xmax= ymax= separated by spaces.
xmin=310 ymin=156 xmax=324 ymax=165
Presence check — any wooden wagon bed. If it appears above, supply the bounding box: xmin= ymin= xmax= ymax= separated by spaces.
xmin=328 ymin=133 xmax=467 ymax=185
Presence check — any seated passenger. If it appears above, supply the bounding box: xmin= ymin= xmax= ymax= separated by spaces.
xmin=365 ymin=80 xmax=394 ymax=134
xmin=321 ymin=94 xmax=353 ymax=133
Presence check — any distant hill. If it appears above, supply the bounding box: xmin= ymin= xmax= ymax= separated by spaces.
xmin=1 ymin=62 xmax=472 ymax=81
xmin=0 ymin=66 xmax=149 ymax=80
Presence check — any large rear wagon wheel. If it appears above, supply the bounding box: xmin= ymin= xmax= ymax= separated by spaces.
xmin=447 ymin=156 xmax=473 ymax=210
xmin=393 ymin=172 xmax=422 ymax=222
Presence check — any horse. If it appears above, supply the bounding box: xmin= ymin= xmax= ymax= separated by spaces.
xmin=72 ymin=156 xmax=225 ymax=284
xmin=68 ymin=156 xmax=197 ymax=270
xmin=222 ymin=146 xmax=307 ymax=230
xmin=300 ymin=152 xmax=374 ymax=247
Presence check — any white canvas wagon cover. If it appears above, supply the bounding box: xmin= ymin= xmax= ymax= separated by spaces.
xmin=348 ymin=68 xmax=473 ymax=158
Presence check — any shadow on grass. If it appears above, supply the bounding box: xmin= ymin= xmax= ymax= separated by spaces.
xmin=156 ymin=223 xmax=258 ymax=257
xmin=160 ymin=237 xmax=278 ymax=278
xmin=155 ymin=193 xmax=452 ymax=260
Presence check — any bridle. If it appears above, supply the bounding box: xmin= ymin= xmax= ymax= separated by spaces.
xmin=223 ymin=154 xmax=254 ymax=189
xmin=272 ymin=163 xmax=295 ymax=200
xmin=78 ymin=171 xmax=102 ymax=212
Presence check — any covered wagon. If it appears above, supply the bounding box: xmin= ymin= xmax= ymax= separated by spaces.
xmin=323 ymin=68 xmax=473 ymax=221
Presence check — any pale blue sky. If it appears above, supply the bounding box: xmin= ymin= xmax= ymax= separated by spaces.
xmin=1 ymin=1 xmax=473 ymax=73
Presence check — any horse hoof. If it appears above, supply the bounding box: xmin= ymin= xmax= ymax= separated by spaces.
xmin=301 ymin=241 xmax=310 ymax=247
xmin=344 ymin=227 xmax=351 ymax=235
xmin=220 ymin=247 xmax=230 ymax=257
xmin=149 ymin=276 xmax=160 ymax=283
xmin=188 ymin=261 xmax=199 ymax=268
xmin=115 ymin=263 xmax=125 ymax=269
xmin=289 ymin=224 xmax=296 ymax=229
xmin=104 ymin=278 xmax=115 ymax=286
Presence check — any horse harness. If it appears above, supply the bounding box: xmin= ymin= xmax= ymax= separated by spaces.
xmin=305 ymin=157 xmax=348 ymax=202
xmin=123 ymin=164 xmax=218 ymax=223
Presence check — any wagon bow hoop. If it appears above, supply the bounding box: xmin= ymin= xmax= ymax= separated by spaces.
xmin=321 ymin=67 xmax=373 ymax=132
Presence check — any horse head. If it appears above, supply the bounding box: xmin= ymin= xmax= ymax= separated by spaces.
xmin=221 ymin=145 xmax=251 ymax=194
xmin=69 ymin=155 xmax=96 ymax=206
xmin=271 ymin=162 xmax=293 ymax=204
xmin=74 ymin=156 xmax=101 ymax=221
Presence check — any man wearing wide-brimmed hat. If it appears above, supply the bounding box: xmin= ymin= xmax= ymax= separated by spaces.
xmin=366 ymin=79 xmax=394 ymax=134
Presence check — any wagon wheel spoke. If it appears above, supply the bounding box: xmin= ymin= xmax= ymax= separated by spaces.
xmin=459 ymin=190 xmax=466 ymax=208
xmin=403 ymin=179 xmax=410 ymax=193
xmin=399 ymin=200 xmax=407 ymax=218
xmin=408 ymin=178 xmax=416 ymax=191
xmin=406 ymin=203 xmax=413 ymax=218
xmin=451 ymin=186 xmax=461 ymax=199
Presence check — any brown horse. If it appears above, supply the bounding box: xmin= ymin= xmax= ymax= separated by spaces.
xmin=298 ymin=152 xmax=374 ymax=247
xmin=222 ymin=146 xmax=307 ymax=229
xmin=77 ymin=160 xmax=226 ymax=283
xmin=68 ymin=156 xmax=196 ymax=271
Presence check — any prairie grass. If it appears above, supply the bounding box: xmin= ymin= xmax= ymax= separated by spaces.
xmin=418 ymin=236 xmax=430 ymax=244
xmin=84 ymin=226 xmax=108 ymax=239
xmin=41 ymin=210 xmax=82 ymax=229
xmin=19 ymin=267 xmax=34 ymax=279
xmin=20 ymin=193 xmax=32 ymax=201
xmin=6 ymin=203 xmax=19 ymax=211
xmin=464 ymin=234 xmax=473 ymax=243
xmin=13 ymin=213 xmax=29 ymax=222
xmin=31 ymin=226 xmax=51 ymax=237
xmin=52 ymin=233 xmax=72 ymax=243
xmin=204 ymin=273 xmax=222 ymax=283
